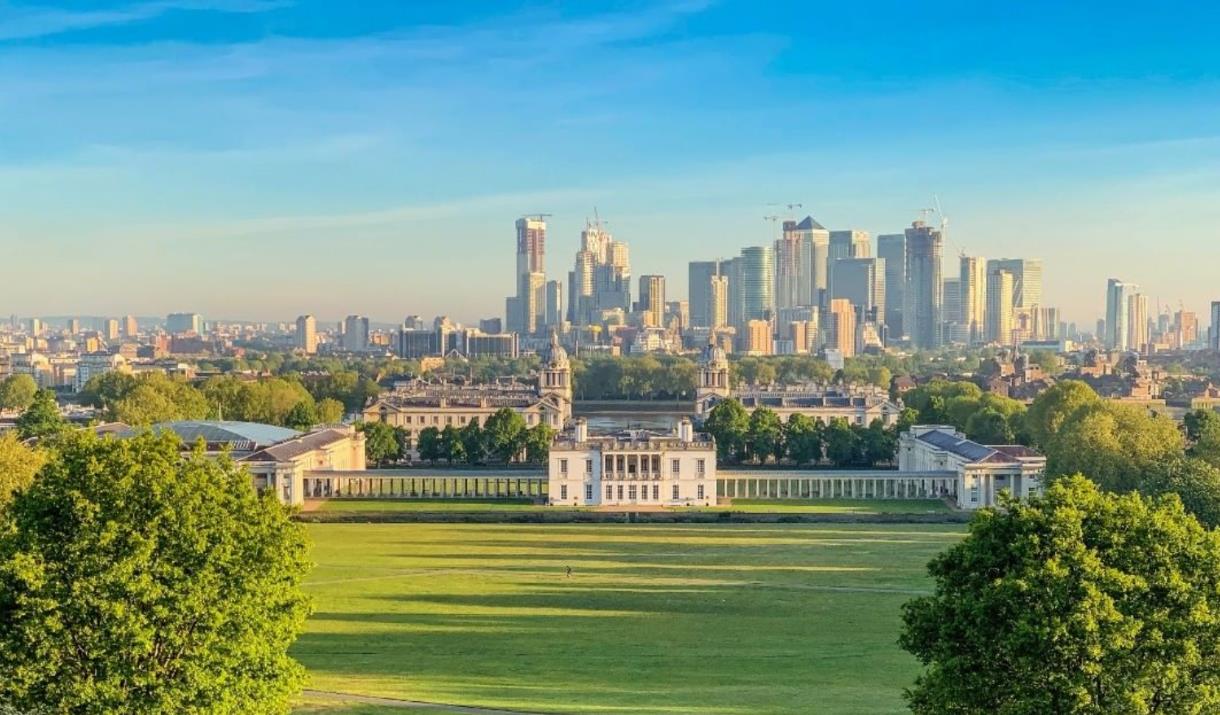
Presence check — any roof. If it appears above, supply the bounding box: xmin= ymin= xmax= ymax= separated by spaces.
xmin=243 ymin=428 xmax=353 ymax=462
xmin=795 ymin=215 xmax=826 ymax=231
xmin=916 ymin=429 xmax=998 ymax=462
xmin=122 ymin=420 xmax=301 ymax=448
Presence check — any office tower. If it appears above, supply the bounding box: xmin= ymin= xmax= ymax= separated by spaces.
xmin=986 ymin=270 xmax=1015 ymax=345
xmin=904 ymin=221 xmax=944 ymax=349
xmin=1128 ymin=293 xmax=1149 ymax=352
xmin=1175 ymin=310 xmax=1198 ymax=348
xmin=570 ymin=221 xmax=631 ymax=325
xmin=1105 ymin=279 xmax=1137 ymax=350
xmin=688 ymin=260 xmax=725 ymax=328
xmin=959 ymin=256 xmax=988 ymax=345
xmin=988 ymin=258 xmax=1043 ymax=309
xmin=738 ymin=246 xmax=774 ymax=327
xmin=403 ymin=315 xmax=425 ymax=331
xmin=516 ymin=216 xmax=545 ymax=278
xmin=342 ymin=315 xmax=369 ymax=352
xmin=123 ymin=315 xmax=138 ymax=337
xmin=828 ymin=230 xmax=871 ymax=262
xmin=66 ymin=318 xmax=80 ymax=335
xmin=166 ymin=312 xmax=202 ymax=335
xmin=1038 ymin=307 xmax=1061 ymax=340
xmin=507 ymin=217 xmax=547 ymax=335
xmin=665 ymin=301 xmax=689 ymax=331
xmin=774 ymin=223 xmax=812 ymax=311
xmin=830 ymin=258 xmax=886 ymax=321
xmin=103 ymin=318 xmax=119 ymax=341
xmin=787 ymin=217 xmax=831 ymax=305
xmin=725 ymin=256 xmax=743 ymax=331
xmin=637 ymin=275 xmax=665 ymax=327
xmin=744 ymin=319 xmax=773 ymax=356
xmin=295 ymin=315 xmax=318 ymax=354
xmin=545 ymin=280 xmax=564 ymax=329
xmin=479 ymin=318 xmax=503 ymax=334
xmin=877 ymin=234 xmax=906 ymax=339
xmin=1211 ymin=302 xmax=1220 ymax=351
xmin=709 ymin=274 xmax=729 ymax=329
xmin=827 ymin=298 xmax=856 ymax=358
xmin=942 ymin=277 xmax=962 ymax=343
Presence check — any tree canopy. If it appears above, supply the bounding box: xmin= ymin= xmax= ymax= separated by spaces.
xmin=15 ymin=389 xmax=66 ymax=440
xmin=0 ymin=431 xmax=311 ymax=714
xmin=0 ymin=434 xmax=44 ymax=509
xmin=0 ymin=374 xmax=37 ymax=412
xmin=902 ymin=476 xmax=1220 ymax=714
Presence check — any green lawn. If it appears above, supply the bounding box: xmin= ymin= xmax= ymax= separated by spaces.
xmin=311 ymin=498 xmax=550 ymax=513
xmin=724 ymin=499 xmax=951 ymax=514
xmin=294 ymin=523 xmax=964 ymax=714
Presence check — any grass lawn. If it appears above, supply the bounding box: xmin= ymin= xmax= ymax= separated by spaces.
xmin=293 ymin=523 xmax=964 ymax=714
xmin=310 ymin=499 xmax=551 ymax=513
xmin=723 ymin=499 xmax=951 ymax=514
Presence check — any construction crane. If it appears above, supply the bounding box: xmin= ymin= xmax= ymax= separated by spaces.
xmin=763 ymin=214 xmax=782 ymax=239
xmin=520 ymin=212 xmax=553 ymax=222
xmin=926 ymin=195 xmax=967 ymax=258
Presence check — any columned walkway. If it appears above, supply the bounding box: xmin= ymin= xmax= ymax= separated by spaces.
xmin=717 ymin=470 xmax=958 ymax=501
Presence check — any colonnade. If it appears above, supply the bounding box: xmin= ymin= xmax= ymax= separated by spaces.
xmin=304 ymin=475 xmax=546 ymax=499
xmin=718 ymin=472 xmax=957 ymax=500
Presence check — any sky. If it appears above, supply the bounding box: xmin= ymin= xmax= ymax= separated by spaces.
xmin=3 ymin=0 xmax=1220 ymax=327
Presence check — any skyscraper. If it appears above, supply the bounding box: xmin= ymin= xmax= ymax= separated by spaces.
xmin=988 ymin=258 xmax=1043 ymax=309
xmin=103 ymin=318 xmax=120 ymax=341
xmin=166 ymin=312 xmax=202 ymax=335
xmin=791 ymin=217 xmax=831 ymax=305
xmin=637 ymin=275 xmax=666 ymax=327
xmin=774 ymin=223 xmax=812 ymax=311
xmin=123 ymin=314 xmax=139 ymax=338
xmin=828 ymin=230 xmax=871 ymax=261
xmin=877 ymin=234 xmax=906 ymax=339
xmin=296 ymin=314 xmax=318 ymax=354
xmin=738 ymin=246 xmax=774 ymax=328
xmin=688 ymin=260 xmax=726 ymax=329
xmin=508 ymin=216 xmax=547 ymax=335
xmin=709 ymin=274 xmax=729 ymax=330
xmin=1128 ymin=293 xmax=1149 ymax=352
xmin=1105 ymin=279 xmax=1137 ymax=350
xmin=942 ymin=277 xmax=962 ymax=343
xmin=830 ymin=258 xmax=885 ymax=321
xmin=545 ymin=280 xmax=564 ymax=329
xmin=342 ymin=315 xmax=369 ymax=352
xmin=986 ymin=270 xmax=1014 ymax=345
xmin=1211 ymin=302 xmax=1220 ymax=351
xmin=827 ymin=298 xmax=857 ymax=358
xmin=959 ymin=256 xmax=988 ymax=345
xmin=903 ymin=221 xmax=943 ymax=349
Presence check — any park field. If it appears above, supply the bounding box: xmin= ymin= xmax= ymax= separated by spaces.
xmin=308 ymin=498 xmax=952 ymax=515
xmin=291 ymin=522 xmax=964 ymax=714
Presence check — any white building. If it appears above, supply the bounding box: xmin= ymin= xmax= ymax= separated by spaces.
xmin=548 ymin=418 xmax=717 ymax=507
xmin=74 ymin=352 xmax=128 ymax=392
xmin=898 ymin=425 xmax=1045 ymax=509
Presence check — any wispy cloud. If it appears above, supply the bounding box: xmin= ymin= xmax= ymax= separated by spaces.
xmin=0 ymin=0 xmax=288 ymax=41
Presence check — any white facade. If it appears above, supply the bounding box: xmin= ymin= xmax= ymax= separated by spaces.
xmin=548 ymin=419 xmax=717 ymax=507
xmin=898 ymin=425 xmax=1045 ymax=510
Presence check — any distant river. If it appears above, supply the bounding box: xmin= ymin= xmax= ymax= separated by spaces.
xmin=573 ymin=400 xmax=695 ymax=432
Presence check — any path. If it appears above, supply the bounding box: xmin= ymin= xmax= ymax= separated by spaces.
xmin=302 ymin=689 xmax=545 ymax=714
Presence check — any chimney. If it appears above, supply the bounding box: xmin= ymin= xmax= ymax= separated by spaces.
xmin=574 ymin=418 xmax=588 ymax=443
xmin=678 ymin=418 xmax=694 ymax=444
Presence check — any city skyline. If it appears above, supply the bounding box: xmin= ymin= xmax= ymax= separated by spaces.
xmin=4 ymin=1 xmax=1220 ymax=324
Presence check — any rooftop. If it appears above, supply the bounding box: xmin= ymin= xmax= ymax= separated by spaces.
xmin=913 ymin=428 xmax=1046 ymax=466
xmin=119 ymin=420 xmax=301 ymax=449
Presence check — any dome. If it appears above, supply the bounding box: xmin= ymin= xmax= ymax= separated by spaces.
xmin=544 ymin=331 xmax=569 ymax=369
xmin=701 ymin=336 xmax=728 ymax=369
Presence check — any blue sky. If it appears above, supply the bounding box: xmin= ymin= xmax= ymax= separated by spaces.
xmin=3 ymin=0 xmax=1219 ymax=326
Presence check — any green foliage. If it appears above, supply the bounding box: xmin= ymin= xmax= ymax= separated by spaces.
xmin=1184 ymin=408 xmax=1220 ymax=466
xmin=747 ymin=408 xmax=784 ymax=464
xmin=703 ymin=399 xmax=749 ymax=463
xmin=0 ymin=431 xmax=311 ymax=714
xmin=357 ymin=421 xmax=401 ymax=466
xmin=315 ymin=398 xmax=345 ymax=424
xmin=200 ymin=376 xmax=315 ymax=426
xmin=572 ymin=355 xmax=696 ymax=400
xmin=861 ymin=419 xmax=896 ymax=466
xmin=901 ymin=476 xmax=1220 ymax=714
xmin=15 ymin=389 xmax=66 ymax=440
xmin=0 ymin=375 xmax=37 ymax=411
xmin=1045 ymin=402 xmax=1184 ymax=492
xmin=824 ymin=418 xmax=861 ymax=467
xmin=0 ymin=434 xmax=45 ymax=509
xmin=482 ymin=408 xmax=528 ymax=463
xmin=1142 ymin=456 xmax=1220 ymax=529
xmin=416 ymin=427 xmax=441 ymax=464
xmin=83 ymin=372 xmax=209 ymax=425
xmin=438 ymin=425 xmax=464 ymax=464
xmin=459 ymin=420 xmax=485 ymax=465
xmin=1025 ymin=380 xmax=1102 ymax=449
xmin=523 ymin=424 xmax=555 ymax=465
xmin=284 ymin=401 xmax=319 ymax=431
xmin=783 ymin=414 xmax=824 ymax=466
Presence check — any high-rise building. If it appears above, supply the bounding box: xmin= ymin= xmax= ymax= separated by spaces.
xmin=296 ymin=315 xmax=318 ymax=354
xmin=637 ymin=275 xmax=666 ymax=328
xmin=988 ymin=258 xmax=1043 ymax=309
xmin=123 ymin=315 xmax=139 ymax=338
xmin=688 ymin=261 xmax=723 ymax=329
xmin=516 ymin=216 xmax=546 ymax=278
xmin=508 ymin=217 xmax=547 ymax=335
xmin=66 ymin=318 xmax=80 ymax=335
xmin=830 ymin=258 xmax=886 ymax=322
xmin=738 ymin=246 xmax=774 ymax=330
xmin=1128 ymin=293 xmax=1149 ymax=352
xmin=744 ymin=319 xmax=773 ymax=356
xmin=166 ymin=312 xmax=202 ymax=335
xmin=570 ymin=221 xmax=630 ymax=325
xmin=709 ymin=274 xmax=729 ymax=330
xmin=959 ymin=256 xmax=988 ymax=345
xmin=942 ymin=277 xmax=962 ymax=343
xmin=877 ymin=234 xmax=906 ymax=339
xmin=1105 ymin=279 xmax=1137 ymax=350
xmin=986 ymin=270 xmax=1014 ymax=345
xmin=1211 ymin=302 xmax=1220 ymax=351
xmin=827 ymin=298 xmax=856 ymax=358
xmin=828 ymin=230 xmax=871 ymax=262
xmin=342 ymin=315 xmax=370 ymax=352
xmin=403 ymin=315 xmax=425 ymax=331
xmin=545 ymin=280 xmax=564 ymax=330
xmin=774 ymin=223 xmax=812 ymax=311
xmin=103 ymin=318 xmax=119 ymax=341
xmin=903 ymin=221 xmax=943 ymax=349
xmin=790 ymin=217 xmax=831 ymax=305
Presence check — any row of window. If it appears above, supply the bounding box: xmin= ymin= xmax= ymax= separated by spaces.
xmin=384 ymin=411 xmax=543 ymax=429
xmin=557 ymin=483 xmax=707 ymax=502
xmin=557 ymin=457 xmax=706 ymax=476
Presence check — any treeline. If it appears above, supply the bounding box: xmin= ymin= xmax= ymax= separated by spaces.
xmin=901 ymin=380 xmax=1029 ymax=444
xmin=357 ymin=408 xmax=553 ymax=467
xmin=701 ymin=399 xmax=905 ymax=468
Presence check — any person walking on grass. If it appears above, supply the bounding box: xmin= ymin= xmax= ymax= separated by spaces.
xmin=566 ymin=565 xmax=572 ymax=578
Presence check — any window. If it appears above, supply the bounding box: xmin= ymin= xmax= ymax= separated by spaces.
xmin=617 ymin=485 xmax=623 ymax=500
xmin=560 ymin=484 xmax=568 ymax=500
xmin=559 ymin=459 xmax=568 ymax=475
xmin=671 ymin=458 xmax=680 ymax=475
xmin=628 ymin=485 xmax=637 ymax=500
xmin=696 ymin=459 xmax=706 ymax=477
xmin=652 ymin=484 xmax=659 ymax=500
xmin=970 ymin=482 xmax=979 ymax=503
xmin=672 ymin=484 xmax=680 ymax=500
xmin=446 ymin=416 xmax=453 ymax=425
xmin=606 ymin=484 xmax=613 ymax=500
xmin=697 ymin=484 xmax=705 ymax=500
xmin=460 ymin=416 xmax=467 ymax=424
xmin=585 ymin=484 xmax=593 ymax=500
xmin=585 ymin=459 xmax=593 ymax=474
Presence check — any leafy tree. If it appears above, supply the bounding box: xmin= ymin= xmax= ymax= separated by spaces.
xmin=96 ymin=373 xmax=210 ymax=425
xmin=283 ymin=401 xmax=318 ymax=431
xmin=459 ymin=420 xmax=485 ymax=465
xmin=357 ymin=421 xmax=400 ymax=466
xmin=1024 ymin=380 xmax=1102 ymax=448
xmin=703 ymin=399 xmax=749 ymax=463
xmin=523 ymin=424 xmax=555 ymax=465
xmin=0 ymin=430 xmax=311 ymax=714
xmin=0 ymin=374 xmax=37 ymax=411
xmin=896 ymin=407 xmax=919 ymax=433
xmin=416 ymin=426 xmax=441 ymax=464
xmin=784 ymin=414 xmax=823 ymax=466
xmin=1142 ymin=456 xmax=1220 ymax=529
xmin=482 ymin=408 xmax=528 ymax=463
xmin=0 ymin=434 xmax=45 ymax=509
xmin=438 ymin=425 xmax=464 ymax=464
xmin=747 ymin=408 xmax=784 ymax=464
xmin=315 ymin=398 xmax=345 ymax=424
xmin=861 ymin=419 xmax=896 ymax=466
xmin=1045 ymin=402 xmax=1184 ymax=492
xmin=1184 ymin=408 xmax=1220 ymax=466
xmin=964 ymin=407 xmax=1014 ymax=444
xmin=824 ymin=418 xmax=860 ymax=468
xmin=15 ymin=389 xmax=66 ymax=440
xmin=901 ymin=476 xmax=1220 ymax=714
xmin=77 ymin=371 xmax=138 ymax=409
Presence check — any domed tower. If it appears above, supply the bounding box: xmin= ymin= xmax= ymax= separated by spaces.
xmin=696 ymin=335 xmax=731 ymax=415
xmin=540 ymin=331 xmax=573 ymax=424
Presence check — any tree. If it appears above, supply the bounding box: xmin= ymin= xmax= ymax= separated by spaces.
xmin=315 ymin=398 xmax=345 ymax=424
xmin=703 ymin=399 xmax=749 ymax=463
xmin=0 ymin=434 xmax=45 ymax=509
xmin=784 ymin=414 xmax=823 ymax=466
xmin=901 ymin=476 xmax=1220 ymax=714
xmin=439 ymin=424 xmax=465 ymax=464
xmin=824 ymin=418 xmax=860 ymax=468
xmin=0 ymin=374 xmax=37 ymax=411
xmin=358 ymin=421 xmax=400 ymax=466
xmin=15 ymin=389 xmax=66 ymax=440
xmin=416 ymin=426 xmax=442 ymax=464
xmin=860 ymin=419 xmax=896 ymax=466
xmin=482 ymin=408 xmax=528 ymax=463
xmin=459 ymin=420 xmax=485 ymax=465
xmin=1045 ymin=402 xmax=1184 ymax=492
xmin=523 ymin=424 xmax=554 ymax=465
xmin=746 ymin=408 xmax=784 ymax=464
xmin=283 ymin=401 xmax=318 ymax=431
xmin=964 ymin=407 xmax=1014 ymax=444
xmin=1142 ymin=456 xmax=1220 ymax=529
xmin=0 ymin=430 xmax=311 ymax=713
xmin=1184 ymin=408 xmax=1220 ymax=466
xmin=100 ymin=373 xmax=210 ymax=425
xmin=1025 ymin=380 xmax=1102 ymax=449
